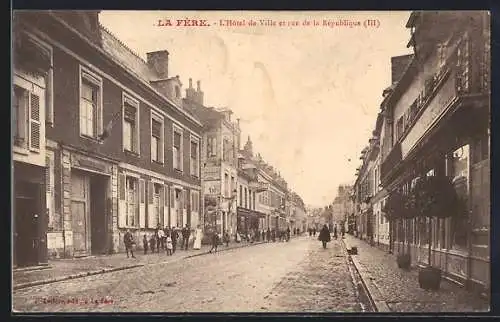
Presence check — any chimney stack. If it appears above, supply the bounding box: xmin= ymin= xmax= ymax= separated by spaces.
xmin=146 ymin=50 xmax=169 ymax=79
xmin=390 ymin=54 xmax=413 ymax=84
xmin=197 ymin=80 xmax=201 ymax=92
xmin=195 ymin=80 xmax=204 ymax=105
xmin=189 ymin=78 xmax=193 ymax=88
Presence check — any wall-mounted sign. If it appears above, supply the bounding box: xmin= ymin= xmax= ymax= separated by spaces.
xmin=203 ymin=166 xmax=220 ymax=181
xmin=204 ymin=180 xmax=221 ymax=196
xmin=71 ymin=154 xmax=111 ymax=175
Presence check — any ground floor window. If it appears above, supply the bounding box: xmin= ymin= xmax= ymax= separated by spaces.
xmin=126 ymin=177 xmax=138 ymax=227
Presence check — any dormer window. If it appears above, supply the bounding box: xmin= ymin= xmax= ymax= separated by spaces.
xmin=175 ymin=86 xmax=181 ymax=98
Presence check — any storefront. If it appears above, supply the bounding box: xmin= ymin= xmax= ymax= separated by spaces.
xmin=236 ymin=207 xmax=266 ymax=234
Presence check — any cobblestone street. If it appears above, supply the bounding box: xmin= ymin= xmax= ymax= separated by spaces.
xmin=13 ymin=237 xmax=364 ymax=313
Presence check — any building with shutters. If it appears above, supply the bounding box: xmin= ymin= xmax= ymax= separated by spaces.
xmin=13 ymin=11 xmax=203 ymax=260
xmin=12 ymin=20 xmax=51 ymax=267
xmin=183 ymin=94 xmax=241 ymax=236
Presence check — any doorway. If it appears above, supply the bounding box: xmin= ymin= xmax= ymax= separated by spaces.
xmin=71 ymin=170 xmax=108 ymax=257
xmin=14 ymin=182 xmax=40 ymax=267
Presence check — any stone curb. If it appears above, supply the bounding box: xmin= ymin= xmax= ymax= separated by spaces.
xmin=341 ymin=239 xmax=391 ymax=313
xmin=14 ymin=240 xmax=269 ymax=291
xmin=13 ymin=264 xmax=144 ymax=291
xmin=184 ymin=241 xmax=267 ymax=259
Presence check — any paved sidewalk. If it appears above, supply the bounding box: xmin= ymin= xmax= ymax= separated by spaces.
xmin=342 ymin=235 xmax=490 ymax=312
xmin=13 ymin=239 xmax=270 ymax=290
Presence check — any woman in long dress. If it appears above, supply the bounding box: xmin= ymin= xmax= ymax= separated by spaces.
xmin=193 ymin=225 xmax=202 ymax=250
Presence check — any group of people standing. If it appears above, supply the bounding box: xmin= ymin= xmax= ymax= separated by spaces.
xmin=123 ymin=224 xmax=204 ymax=258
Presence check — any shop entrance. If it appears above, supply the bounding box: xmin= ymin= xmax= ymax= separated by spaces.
xmin=71 ymin=170 xmax=108 ymax=256
xmin=14 ymin=182 xmax=40 ymax=267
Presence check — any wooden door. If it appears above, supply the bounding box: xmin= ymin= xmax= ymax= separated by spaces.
xmin=71 ymin=172 xmax=90 ymax=256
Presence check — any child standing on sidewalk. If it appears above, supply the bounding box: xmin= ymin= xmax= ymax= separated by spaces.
xmin=166 ymin=233 xmax=173 ymax=256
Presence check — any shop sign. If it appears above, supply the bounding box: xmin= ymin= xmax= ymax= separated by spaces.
xmin=204 ymin=180 xmax=221 ymax=196
xmin=71 ymin=154 xmax=111 ymax=174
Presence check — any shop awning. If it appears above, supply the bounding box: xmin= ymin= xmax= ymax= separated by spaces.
xmin=237 ymin=207 xmax=267 ymax=219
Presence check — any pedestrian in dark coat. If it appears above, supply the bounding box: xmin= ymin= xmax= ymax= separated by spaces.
xmin=223 ymin=230 xmax=230 ymax=247
xmin=313 ymin=227 xmax=317 ymax=236
xmin=209 ymin=231 xmax=219 ymax=253
xmin=182 ymin=225 xmax=190 ymax=250
xmin=286 ymin=227 xmax=291 ymax=241
xmin=341 ymin=225 xmax=345 ymax=238
xmin=333 ymin=225 xmax=338 ymax=239
xmin=171 ymin=228 xmax=178 ymax=253
xmin=318 ymin=224 xmax=331 ymax=249
xmin=149 ymin=234 xmax=156 ymax=253
xmin=266 ymin=228 xmax=271 ymax=242
xmin=124 ymin=229 xmax=136 ymax=258
xmin=143 ymin=234 xmax=149 ymax=254
xmin=308 ymin=228 xmax=312 ymax=236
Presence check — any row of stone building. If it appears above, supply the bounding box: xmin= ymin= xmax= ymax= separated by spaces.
xmin=12 ymin=10 xmax=306 ymax=268
xmin=352 ymin=11 xmax=490 ymax=295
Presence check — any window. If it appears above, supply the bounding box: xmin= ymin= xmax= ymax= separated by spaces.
xmin=224 ymin=173 xmax=229 ymax=197
xmin=437 ymin=43 xmax=447 ymax=68
xmin=207 ymin=136 xmax=217 ymax=157
xmin=126 ymin=177 xmax=138 ymax=227
xmin=191 ymin=190 xmax=200 ymax=213
xmin=239 ymin=185 xmax=243 ymax=207
xmin=190 ymin=137 xmax=200 ymax=177
xmin=448 ymin=145 xmax=469 ymax=250
xmin=173 ymin=126 xmax=183 ymax=170
xmin=223 ymin=138 xmax=232 ymax=162
xmin=151 ymin=113 xmax=164 ymax=163
xmin=244 ymin=187 xmax=248 ymax=208
xmin=123 ymin=94 xmax=139 ymax=153
xmin=395 ymin=117 xmax=404 ymax=141
xmin=152 ymin=183 xmax=162 ymax=227
xmin=13 ymin=80 xmax=43 ymax=152
xmin=79 ymin=68 xmax=102 ymax=138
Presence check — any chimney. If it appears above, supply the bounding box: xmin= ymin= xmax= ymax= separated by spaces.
xmin=390 ymin=54 xmax=413 ymax=84
xmin=146 ymin=50 xmax=169 ymax=79
xmin=195 ymin=80 xmax=204 ymax=105
xmin=185 ymin=77 xmax=197 ymax=102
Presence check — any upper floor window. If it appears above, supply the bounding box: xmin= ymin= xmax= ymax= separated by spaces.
xmin=239 ymin=185 xmax=243 ymax=207
xmin=151 ymin=112 xmax=164 ymax=164
xmin=79 ymin=67 xmax=103 ymax=139
xmin=13 ymin=77 xmax=44 ymax=152
xmin=123 ymin=93 xmax=140 ymax=154
xmin=173 ymin=125 xmax=183 ymax=171
xmin=223 ymin=138 xmax=232 ymax=162
xmin=207 ymin=136 xmax=217 ymax=157
xmin=190 ymin=136 xmax=200 ymax=177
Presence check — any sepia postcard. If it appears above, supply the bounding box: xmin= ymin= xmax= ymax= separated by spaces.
xmin=12 ymin=10 xmax=491 ymax=313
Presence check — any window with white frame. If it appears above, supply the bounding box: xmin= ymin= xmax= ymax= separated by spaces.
xmin=13 ymin=76 xmax=44 ymax=152
xmin=190 ymin=137 xmax=200 ymax=177
xmin=80 ymin=68 xmax=102 ymax=138
xmin=153 ymin=183 xmax=162 ymax=226
xmin=173 ymin=126 xmax=183 ymax=170
xmin=151 ymin=112 xmax=164 ymax=163
xmin=123 ymin=94 xmax=139 ymax=153
xmin=126 ymin=176 xmax=138 ymax=227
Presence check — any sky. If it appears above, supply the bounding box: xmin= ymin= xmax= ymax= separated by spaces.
xmin=99 ymin=11 xmax=412 ymax=207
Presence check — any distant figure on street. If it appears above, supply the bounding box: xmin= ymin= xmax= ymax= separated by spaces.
xmin=318 ymin=224 xmax=331 ymax=249
xmin=124 ymin=229 xmax=136 ymax=258
xmin=313 ymin=227 xmax=317 ymax=237
xmin=193 ymin=225 xmax=203 ymax=250
xmin=166 ymin=233 xmax=173 ymax=256
xmin=157 ymin=225 xmax=165 ymax=252
xmin=286 ymin=227 xmax=291 ymax=241
xmin=223 ymin=230 xmax=230 ymax=247
xmin=149 ymin=234 xmax=156 ymax=253
xmin=209 ymin=231 xmax=219 ymax=253
xmin=341 ymin=225 xmax=345 ymax=238
xmin=171 ymin=228 xmax=178 ymax=254
xmin=308 ymin=228 xmax=312 ymax=236
xmin=333 ymin=225 xmax=338 ymax=239
xmin=143 ymin=234 xmax=148 ymax=254
xmin=266 ymin=228 xmax=271 ymax=242
xmin=271 ymin=229 xmax=276 ymax=242
xmin=182 ymin=225 xmax=190 ymax=250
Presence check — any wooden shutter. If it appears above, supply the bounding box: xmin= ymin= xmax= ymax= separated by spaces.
xmin=139 ymin=179 xmax=146 ymax=228
xmin=163 ymin=184 xmax=170 ymax=226
xmin=170 ymin=187 xmax=176 ymax=227
xmin=29 ymin=92 xmax=41 ymax=151
xmin=147 ymin=181 xmax=155 ymax=228
xmin=118 ymin=174 xmax=126 ymax=228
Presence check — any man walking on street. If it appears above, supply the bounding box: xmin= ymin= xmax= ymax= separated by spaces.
xmin=157 ymin=225 xmax=165 ymax=252
xmin=171 ymin=228 xmax=178 ymax=254
xmin=124 ymin=229 xmax=136 ymax=258
xmin=209 ymin=231 xmax=219 ymax=253
xmin=318 ymin=224 xmax=331 ymax=249
xmin=182 ymin=225 xmax=190 ymax=250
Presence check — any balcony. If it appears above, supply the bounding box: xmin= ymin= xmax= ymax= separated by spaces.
xmin=249 ymin=180 xmax=269 ymax=193
xmin=380 ymin=141 xmax=402 ymax=182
